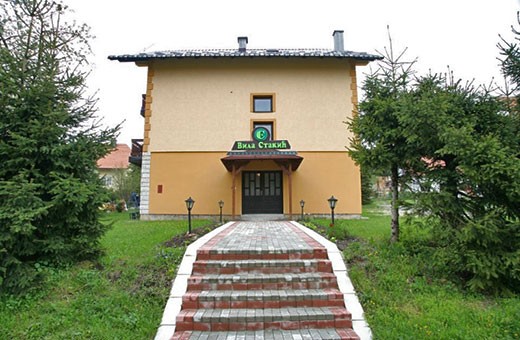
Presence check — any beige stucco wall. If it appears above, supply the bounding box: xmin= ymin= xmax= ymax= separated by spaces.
xmin=148 ymin=152 xmax=360 ymax=216
xmin=147 ymin=58 xmax=356 ymax=152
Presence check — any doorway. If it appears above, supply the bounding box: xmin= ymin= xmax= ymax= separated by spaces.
xmin=242 ymin=171 xmax=283 ymax=214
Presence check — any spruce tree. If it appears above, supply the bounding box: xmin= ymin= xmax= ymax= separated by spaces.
xmin=0 ymin=0 xmax=118 ymax=292
xmin=402 ymin=73 xmax=520 ymax=293
xmin=347 ymin=28 xmax=417 ymax=242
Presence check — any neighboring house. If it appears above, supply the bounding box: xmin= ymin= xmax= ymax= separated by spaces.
xmin=109 ymin=31 xmax=381 ymax=220
xmin=97 ymin=143 xmax=131 ymax=188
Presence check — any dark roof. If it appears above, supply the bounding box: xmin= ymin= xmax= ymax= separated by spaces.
xmin=108 ymin=48 xmax=382 ymax=63
xmin=221 ymin=151 xmax=304 ymax=172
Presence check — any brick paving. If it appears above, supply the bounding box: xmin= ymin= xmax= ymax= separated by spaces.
xmin=159 ymin=221 xmax=369 ymax=340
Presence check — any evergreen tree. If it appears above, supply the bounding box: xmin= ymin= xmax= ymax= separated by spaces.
xmin=498 ymin=11 xmax=520 ymax=148
xmin=499 ymin=12 xmax=520 ymax=95
xmin=347 ymin=28 xmax=417 ymax=242
xmin=360 ymin=165 xmax=374 ymax=205
xmin=0 ymin=0 xmax=118 ymax=292
xmin=402 ymin=73 xmax=520 ymax=292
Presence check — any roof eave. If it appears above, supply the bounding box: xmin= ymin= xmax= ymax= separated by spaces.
xmin=107 ymin=54 xmax=382 ymax=63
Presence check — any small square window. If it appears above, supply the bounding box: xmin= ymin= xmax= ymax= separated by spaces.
xmin=251 ymin=94 xmax=275 ymax=113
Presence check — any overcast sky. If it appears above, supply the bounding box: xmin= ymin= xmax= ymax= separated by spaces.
xmin=66 ymin=0 xmax=519 ymax=145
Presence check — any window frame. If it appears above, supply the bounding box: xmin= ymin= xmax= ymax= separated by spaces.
xmin=250 ymin=93 xmax=276 ymax=113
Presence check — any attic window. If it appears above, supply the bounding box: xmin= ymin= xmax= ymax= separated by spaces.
xmin=251 ymin=94 xmax=275 ymax=113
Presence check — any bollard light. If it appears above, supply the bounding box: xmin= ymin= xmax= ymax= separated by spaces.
xmin=218 ymin=200 xmax=224 ymax=223
xmin=299 ymin=200 xmax=305 ymax=221
xmin=328 ymin=195 xmax=338 ymax=226
xmin=185 ymin=197 xmax=195 ymax=234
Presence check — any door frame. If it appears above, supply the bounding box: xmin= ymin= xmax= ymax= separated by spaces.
xmin=241 ymin=170 xmax=283 ymax=214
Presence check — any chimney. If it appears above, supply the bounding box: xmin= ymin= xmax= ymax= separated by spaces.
xmin=333 ymin=30 xmax=344 ymax=51
xmin=238 ymin=36 xmax=248 ymax=52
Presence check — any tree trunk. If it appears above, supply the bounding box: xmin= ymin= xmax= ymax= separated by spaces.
xmin=390 ymin=164 xmax=400 ymax=242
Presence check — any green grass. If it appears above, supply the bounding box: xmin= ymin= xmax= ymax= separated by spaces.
xmin=2 ymin=205 xmax=519 ymax=339
xmin=312 ymin=200 xmax=520 ymax=339
xmin=0 ymin=212 xmax=213 ymax=340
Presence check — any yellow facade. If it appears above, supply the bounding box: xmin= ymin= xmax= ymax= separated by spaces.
xmin=133 ymin=53 xmax=370 ymax=219
xmin=148 ymin=152 xmax=360 ymax=217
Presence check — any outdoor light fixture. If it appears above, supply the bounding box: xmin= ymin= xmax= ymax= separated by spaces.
xmin=300 ymin=200 xmax=305 ymax=221
xmin=328 ymin=195 xmax=338 ymax=226
xmin=218 ymin=200 xmax=224 ymax=223
xmin=185 ymin=197 xmax=195 ymax=234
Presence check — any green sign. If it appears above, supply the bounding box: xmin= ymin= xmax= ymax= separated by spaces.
xmin=232 ymin=140 xmax=291 ymax=151
xmin=252 ymin=127 xmax=270 ymax=142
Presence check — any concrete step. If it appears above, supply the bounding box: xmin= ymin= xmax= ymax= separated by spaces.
xmin=175 ymin=307 xmax=352 ymax=332
xmin=182 ymin=289 xmax=345 ymax=309
xmin=187 ymin=273 xmax=338 ymax=291
xmin=172 ymin=328 xmax=360 ymax=339
xmin=196 ymin=247 xmax=328 ymax=260
xmin=192 ymin=259 xmax=333 ymax=274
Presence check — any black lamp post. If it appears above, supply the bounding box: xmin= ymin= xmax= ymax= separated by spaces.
xmin=300 ymin=200 xmax=305 ymax=220
xmin=185 ymin=197 xmax=195 ymax=234
xmin=218 ymin=200 xmax=224 ymax=223
xmin=328 ymin=195 xmax=338 ymax=226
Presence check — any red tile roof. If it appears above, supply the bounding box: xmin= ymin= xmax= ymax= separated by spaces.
xmin=97 ymin=144 xmax=131 ymax=169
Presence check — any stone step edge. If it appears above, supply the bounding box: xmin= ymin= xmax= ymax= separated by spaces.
xmin=176 ymin=318 xmax=353 ymax=332
xmin=197 ymin=247 xmax=326 ymax=255
xmin=193 ymin=258 xmax=332 ymax=267
xmin=188 ymin=281 xmax=338 ymax=291
xmin=187 ymin=273 xmax=338 ymax=291
xmin=182 ymin=298 xmax=345 ymax=310
xmin=194 ymin=259 xmax=330 ymax=267
xmin=183 ymin=288 xmax=343 ymax=301
xmin=192 ymin=259 xmax=332 ymax=274
xmin=196 ymin=249 xmax=328 ymax=260
xmin=176 ymin=307 xmax=351 ymax=323
xmin=192 ymin=266 xmax=332 ymax=275
xmin=188 ymin=272 xmax=336 ymax=283
xmin=172 ymin=328 xmax=360 ymax=340
xmin=176 ymin=307 xmax=352 ymax=331
xmin=182 ymin=289 xmax=343 ymax=309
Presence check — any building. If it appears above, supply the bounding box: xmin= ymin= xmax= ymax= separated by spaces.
xmin=97 ymin=143 xmax=131 ymax=188
xmin=109 ymin=31 xmax=381 ymax=220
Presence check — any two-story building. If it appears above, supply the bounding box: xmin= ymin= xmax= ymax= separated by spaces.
xmin=109 ymin=31 xmax=381 ymax=220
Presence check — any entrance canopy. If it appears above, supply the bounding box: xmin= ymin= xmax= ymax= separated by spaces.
xmin=221 ymin=150 xmax=303 ymax=172
xmin=221 ymin=150 xmax=303 ymax=218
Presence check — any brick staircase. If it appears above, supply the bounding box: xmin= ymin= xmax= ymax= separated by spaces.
xmin=169 ymin=222 xmax=361 ymax=340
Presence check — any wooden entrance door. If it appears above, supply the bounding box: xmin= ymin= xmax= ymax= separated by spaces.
xmin=242 ymin=171 xmax=283 ymax=214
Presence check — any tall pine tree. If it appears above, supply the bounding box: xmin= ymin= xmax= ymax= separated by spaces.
xmin=0 ymin=0 xmax=119 ymax=292
xmin=347 ymin=28 xmax=417 ymax=242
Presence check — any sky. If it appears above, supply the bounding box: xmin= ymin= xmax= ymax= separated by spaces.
xmin=65 ymin=0 xmax=520 ymax=145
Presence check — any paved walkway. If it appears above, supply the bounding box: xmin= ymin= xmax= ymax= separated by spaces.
xmin=155 ymin=221 xmax=371 ymax=340
xmin=199 ymin=221 xmax=322 ymax=257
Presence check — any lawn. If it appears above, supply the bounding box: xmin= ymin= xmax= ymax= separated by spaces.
xmin=1 ymin=206 xmax=519 ymax=339
xmin=311 ymin=201 xmax=520 ymax=339
xmin=0 ymin=212 xmax=213 ymax=340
